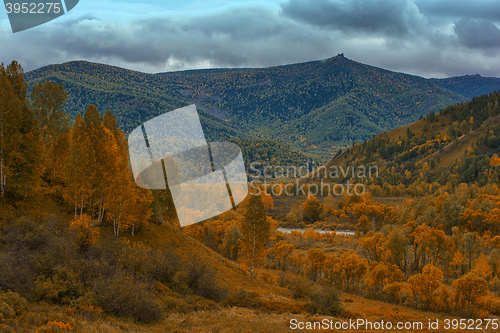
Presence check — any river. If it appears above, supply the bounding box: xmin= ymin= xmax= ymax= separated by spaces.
xmin=277 ymin=228 xmax=355 ymax=236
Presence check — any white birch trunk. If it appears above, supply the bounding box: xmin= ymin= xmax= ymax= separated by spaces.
xmin=80 ymin=193 xmax=84 ymax=216
xmin=250 ymin=237 xmax=256 ymax=278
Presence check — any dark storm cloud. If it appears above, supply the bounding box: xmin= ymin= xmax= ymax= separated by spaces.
xmin=280 ymin=0 xmax=424 ymax=36
xmin=416 ymin=0 xmax=500 ymax=22
xmin=2 ymin=0 xmax=500 ymax=78
xmin=454 ymin=18 xmax=500 ymax=50
xmin=19 ymin=7 xmax=337 ymax=71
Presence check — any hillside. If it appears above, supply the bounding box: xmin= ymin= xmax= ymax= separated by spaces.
xmin=311 ymin=91 xmax=500 ymax=191
xmin=160 ymin=55 xmax=465 ymax=156
xmin=25 ymin=55 xmax=500 ymax=160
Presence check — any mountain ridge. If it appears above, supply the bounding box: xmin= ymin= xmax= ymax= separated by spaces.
xmin=24 ymin=56 xmax=500 ymax=161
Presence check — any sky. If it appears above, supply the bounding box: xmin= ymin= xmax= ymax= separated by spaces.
xmin=1 ymin=0 xmax=500 ymax=78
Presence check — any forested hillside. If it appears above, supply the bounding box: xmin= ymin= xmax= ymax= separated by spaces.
xmin=315 ymin=92 xmax=500 ymax=191
xmin=25 ymin=55 xmax=500 ymax=161
xmin=432 ymin=75 xmax=500 ymax=100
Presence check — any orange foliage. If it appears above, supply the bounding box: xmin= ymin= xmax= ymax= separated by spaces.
xmin=69 ymin=214 xmax=99 ymax=250
xmin=408 ymin=264 xmax=444 ymax=311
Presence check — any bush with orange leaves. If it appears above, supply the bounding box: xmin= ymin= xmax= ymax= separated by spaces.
xmin=68 ymin=214 xmax=99 ymax=251
xmin=364 ymin=262 xmax=403 ymax=297
xmin=383 ymin=282 xmax=413 ymax=305
xmin=0 ymin=291 xmax=27 ymax=319
xmin=34 ymin=321 xmax=72 ymax=333
xmin=478 ymin=294 xmax=500 ymax=316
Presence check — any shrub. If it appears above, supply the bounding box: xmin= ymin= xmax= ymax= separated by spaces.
xmin=186 ymin=261 xmax=228 ymax=301
xmin=0 ymin=302 xmax=15 ymax=319
xmin=171 ymin=271 xmax=191 ymax=295
xmin=287 ymin=276 xmax=312 ymax=299
xmin=0 ymin=291 xmax=27 ymax=317
xmin=70 ymin=291 xmax=102 ymax=319
xmin=35 ymin=267 xmax=83 ymax=304
xmin=92 ymin=271 xmax=161 ymax=323
xmin=383 ymin=282 xmax=413 ymax=305
xmin=306 ymin=285 xmax=342 ymax=316
xmin=69 ymin=214 xmax=99 ymax=251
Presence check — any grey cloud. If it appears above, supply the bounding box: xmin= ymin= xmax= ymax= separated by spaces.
xmin=2 ymin=0 xmax=500 ymax=79
xmin=416 ymin=0 xmax=500 ymax=22
xmin=2 ymin=7 xmax=338 ymax=72
xmin=454 ymin=18 xmax=500 ymax=50
xmin=281 ymin=0 xmax=425 ymax=36
xmin=189 ymin=8 xmax=288 ymax=40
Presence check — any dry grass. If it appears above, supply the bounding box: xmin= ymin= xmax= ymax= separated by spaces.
xmin=8 ymin=292 xmax=498 ymax=333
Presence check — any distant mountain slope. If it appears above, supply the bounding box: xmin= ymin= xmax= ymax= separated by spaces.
xmin=24 ymin=56 xmax=500 ymax=161
xmin=158 ymin=55 xmax=467 ymax=155
xmin=432 ymin=74 xmax=500 ymax=99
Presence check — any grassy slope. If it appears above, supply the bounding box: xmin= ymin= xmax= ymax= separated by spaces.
xmin=12 ymin=286 xmax=498 ymax=332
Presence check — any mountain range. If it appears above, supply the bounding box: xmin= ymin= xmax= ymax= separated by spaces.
xmin=24 ymin=55 xmax=500 ymax=163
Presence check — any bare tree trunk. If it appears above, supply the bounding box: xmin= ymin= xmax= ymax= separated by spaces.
xmin=74 ymin=191 xmax=78 ymax=218
xmin=80 ymin=193 xmax=84 ymax=216
xmin=98 ymin=197 xmax=105 ymax=225
xmin=250 ymin=237 xmax=256 ymax=278
xmin=113 ymin=202 xmax=122 ymax=237
xmin=89 ymin=197 xmax=93 ymax=224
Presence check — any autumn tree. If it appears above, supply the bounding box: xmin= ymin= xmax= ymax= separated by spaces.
xmin=65 ymin=113 xmax=88 ymax=216
xmin=29 ymin=81 xmax=70 ymax=193
xmin=302 ymin=195 xmax=322 ymax=222
xmin=0 ymin=62 xmax=41 ymax=198
xmin=472 ymin=255 xmax=493 ymax=280
xmin=69 ymin=214 xmax=100 ymax=251
xmin=408 ymin=264 xmax=444 ymax=310
xmin=462 ymin=232 xmax=483 ymax=272
xmin=385 ymin=226 xmax=409 ymax=275
xmin=239 ymin=195 xmax=271 ymax=278
xmin=453 ymin=272 xmax=489 ymax=318
xmin=358 ymin=231 xmax=386 ymax=262
xmin=383 ymin=282 xmax=413 ymax=305
xmin=261 ymin=193 xmax=274 ymax=210
xmin=305 ymin=248 xmax=326 ymax=281
xmin=335 ymin=252 xmax=368 ymax=292
xmin=356 ymin=215 xmax=371 ymax=234
xmin=30 ymin=81 xmax=68 ymax=146
xmin=62 ymin=107 xmax=153 ymax=235
xmin=364 ymin=262 xmax=403 ymax=297
xmin=102 ymin=110 xmax=153 ymax=235
xmin=222 ymin=223 xmax=242 ymax=261
xmin=411 ymin=224 xmax=450 ymax=272
xmin=268 ymin=241 xmax=295 ymax=271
